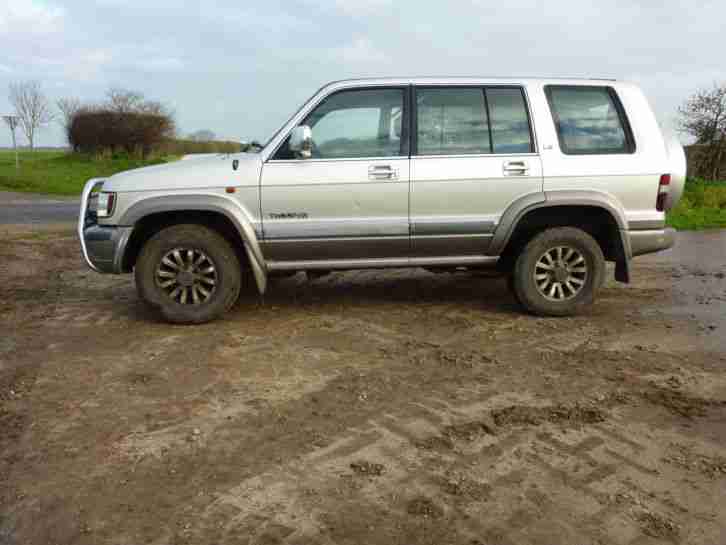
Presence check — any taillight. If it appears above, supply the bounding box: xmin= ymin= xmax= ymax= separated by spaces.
xmin=656 ymin=174 xmax=670 ymax=211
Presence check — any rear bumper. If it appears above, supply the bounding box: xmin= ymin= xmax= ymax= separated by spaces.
xmin=78 ymin=178 xmax=131 ymax=274
xmin=629 ymin=227 xmax=676 ymax=257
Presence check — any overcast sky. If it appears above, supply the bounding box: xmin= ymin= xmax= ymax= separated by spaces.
xmin=1 ymin=0 xmax=723 ymax=147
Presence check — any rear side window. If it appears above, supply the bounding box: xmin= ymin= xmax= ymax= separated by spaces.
xmin=546 ymin=86 xmax=635 ymax=155
xmin=416 ymin=88 xmax=491 ymax=155
xmin=414 ymin=86 xmax=534 ymax=156
xmin=485 ymin=88 xmax=534 ymax=154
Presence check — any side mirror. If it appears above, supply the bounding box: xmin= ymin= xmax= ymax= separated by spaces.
xmin=289 ymin=125 xmax=313 ymax=159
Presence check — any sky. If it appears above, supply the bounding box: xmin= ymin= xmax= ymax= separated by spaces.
xmin=0 ymin=0 xmax=723 ymax=147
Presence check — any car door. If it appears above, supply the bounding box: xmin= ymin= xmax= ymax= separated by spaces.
xmin=260 ymin=87 xmax=410 ymax=263
xmin=410 ymin=85 xmax=543 ymax=256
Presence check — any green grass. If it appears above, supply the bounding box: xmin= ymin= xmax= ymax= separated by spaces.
xmin=0 ymin=150 xmax=178 ymax=196
xmin=666 ymin=178 xmax=726 ymax=230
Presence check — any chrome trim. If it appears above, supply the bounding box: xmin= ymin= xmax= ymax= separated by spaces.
xmin=78 ymin=178 xmax=106 ymax=272
xmin=268 ymin=155 xmax=406 ymax=164
xmin=267 ymin=255 xmax=499 ymax=271
xmin=262 ymin=236 xmax=410 ymax=243
xmin=413 ymin=153 xmax=538 ymax=160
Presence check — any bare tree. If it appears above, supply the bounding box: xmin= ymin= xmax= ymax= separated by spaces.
xmin=106 ymin=88 xmax=145 ymax=114
xmin=188 ymin=129 xmax=216 ymax=141
xmin=678 ymin=83 xmax=726 ymax=180
xmin=105 ymin=87 xmax=169 ymax=114
xmin=8 ymin=81 xmax=54 ymax=151
xmin=56 ymin=97 xmax=81 ymax=146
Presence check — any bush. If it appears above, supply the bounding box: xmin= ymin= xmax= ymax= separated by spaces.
xmin=666 ymin=178 xmax=726 ymax=230
xmin=69 ymin=108 xmax=175 ymax=157
xmin=156 ymin=139 xmax=242 ymax=156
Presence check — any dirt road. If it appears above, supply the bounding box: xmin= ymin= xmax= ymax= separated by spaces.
xmin=1 ymin=225 xmax=725 ymax=545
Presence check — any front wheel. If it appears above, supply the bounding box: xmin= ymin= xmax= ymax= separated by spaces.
xmin=512 ymin=227 xmax=604 ymax=317
xmin=135 ymin=224 xmax=242 ymax=324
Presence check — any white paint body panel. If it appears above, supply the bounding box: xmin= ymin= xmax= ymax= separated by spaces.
xmin=525 ymin=82 xmax=670 ymax=228
xmin=91 ymin=76 xmax=684 ymax=284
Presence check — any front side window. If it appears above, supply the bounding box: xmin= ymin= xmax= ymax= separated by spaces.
xmin=416 ymin=88 xmax=490 ymax=155
xmin=546 ymin=86 xmax=634 ymax=155
xmin=274 ymin=88 xmax=405 ymax=160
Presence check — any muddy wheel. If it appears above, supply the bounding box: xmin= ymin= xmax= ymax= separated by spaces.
xmin=512 ymin=227 xmax=604 ymax=317
xmin=506 ymin=273 xmax=521 ymax=305
xmin=135 ymin=224 xmax=241 ymax=324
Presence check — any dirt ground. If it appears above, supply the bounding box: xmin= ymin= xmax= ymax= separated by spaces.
xmin=1 ymin=225 xmax=725 ymax=545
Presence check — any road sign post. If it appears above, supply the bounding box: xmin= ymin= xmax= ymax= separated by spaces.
xmin=2 ymin=114 xmax=20 ymax=171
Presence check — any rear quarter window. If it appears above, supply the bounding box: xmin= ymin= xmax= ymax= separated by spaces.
xmin=545 ymin=85 xmax=635 ymax=155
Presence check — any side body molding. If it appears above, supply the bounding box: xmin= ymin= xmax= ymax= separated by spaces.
xmin=119 ymin=194 xmax=268 ymax=294
xmin=488 ymin=189 xmax=632 ymax=281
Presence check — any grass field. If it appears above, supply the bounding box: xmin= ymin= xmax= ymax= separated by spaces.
xmin=666 ymin=178 xmax=726 ymax=230
xmin=2 ymin=150 xmax=725 ymax=230
xmin=0 ymin=150 xmax=175 ymax=196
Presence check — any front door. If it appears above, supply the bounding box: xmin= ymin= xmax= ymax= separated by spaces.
xmin=260 ymin=87 xmax=410 ymax=263
xmin=410 ymin=86 xmax=543 ymax=256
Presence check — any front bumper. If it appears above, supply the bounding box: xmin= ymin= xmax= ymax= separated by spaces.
xmin=629 ymin=227 xmax=676 ymax=257
xmin=82 ymin=224 xmax=133 ymax=273
xmin=78 ymin=179 xmax=132 ymax=273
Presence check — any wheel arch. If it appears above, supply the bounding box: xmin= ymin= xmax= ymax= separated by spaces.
xmin=119 ymin=195 xmax=267 ymax=294
xmin=491 ymin=191 xmax=631 ymax=283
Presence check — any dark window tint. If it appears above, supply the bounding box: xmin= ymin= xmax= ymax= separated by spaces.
xmin=547 ymin=86 xmax=633 ymax=154
xmin=302 ymin=88 xmax=404 ymax=159
xmin=486 ymin=88 xmax=534 ymax=154
xmin=416 ymin=88 xmax=491 ymax=155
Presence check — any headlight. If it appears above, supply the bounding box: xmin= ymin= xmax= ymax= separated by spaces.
xmin=96 ymin=192 xmax=116 ymax=218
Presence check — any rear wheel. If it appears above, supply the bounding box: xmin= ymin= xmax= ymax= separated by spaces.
xmin=512 ymin=227 xmax=604 ymax=316
xmin=135 ymin=224 xmax=242 ymax=324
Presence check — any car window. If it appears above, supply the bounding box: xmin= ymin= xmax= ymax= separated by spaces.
xmin=288 ymin=88 xmax=405 ymax=160
xmin=485 ymin=88 xmax=534 ymax=154
xmin=416 ymin=88 xmax=491 ymax=155
xmin=546 ymin=86 xmax=633 ymax=154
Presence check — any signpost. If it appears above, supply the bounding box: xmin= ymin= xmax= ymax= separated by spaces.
xmin=2 ymin=114 xmax=20 ymax=171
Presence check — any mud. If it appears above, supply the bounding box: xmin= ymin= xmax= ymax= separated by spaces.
xmin=1 ymin=225 xmax=726 ymax=545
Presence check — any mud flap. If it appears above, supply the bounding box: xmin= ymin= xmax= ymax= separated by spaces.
xmin=615 ymin=258 xmax=630 ymax=283
xmin=244 ymin=244 xmax=267 ymax=294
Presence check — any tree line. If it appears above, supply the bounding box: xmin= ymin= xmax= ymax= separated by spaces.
xmin=2 ymin=81 xmax=243 ymax=157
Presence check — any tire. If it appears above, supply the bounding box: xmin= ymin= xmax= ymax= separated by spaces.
xmin=506 ymin=273 xmax=521 ymax=305
xmin=512 ymin=227 xmax=604 ymax=317
xmin=135 ymin=224 xmax=242 ymax=324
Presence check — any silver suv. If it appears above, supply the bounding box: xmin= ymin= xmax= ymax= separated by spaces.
xmin=79 ymin=77 xmax=685 ymax=323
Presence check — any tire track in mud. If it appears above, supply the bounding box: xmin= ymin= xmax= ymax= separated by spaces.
xmin=190 ymin=390 xmax=722 ymax=545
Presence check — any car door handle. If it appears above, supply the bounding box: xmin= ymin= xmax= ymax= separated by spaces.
xmin=368 ymin=165 xmax=398 ymax=180
xmin=502 ymin=160 xmax=529 ymax=175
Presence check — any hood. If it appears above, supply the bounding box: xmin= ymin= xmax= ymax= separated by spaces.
xmin=102 ymin=153 xmax=263 ymax=192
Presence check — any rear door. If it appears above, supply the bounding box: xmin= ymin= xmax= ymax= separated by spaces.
xmin=410 ymin=85 xmax=543 ymax=256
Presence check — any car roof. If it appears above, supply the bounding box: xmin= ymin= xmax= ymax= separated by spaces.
xmin=324 ymin=76 xmax=620 ymax=88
